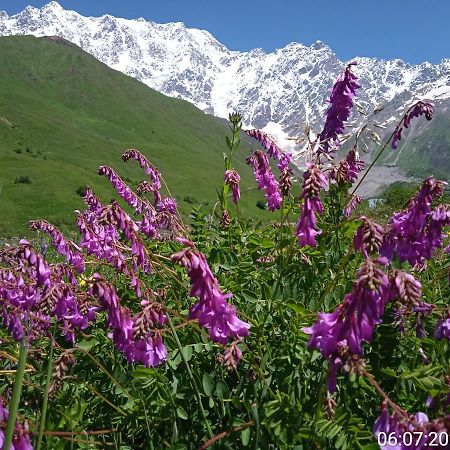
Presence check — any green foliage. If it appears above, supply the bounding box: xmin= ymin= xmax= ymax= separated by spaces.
xmin=13 ymin=175 xmax=31 ymax=184
xmin=1 ymin=50 xmax=450 ymax=449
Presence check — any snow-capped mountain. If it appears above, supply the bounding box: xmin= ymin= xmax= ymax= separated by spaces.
xmin=1 ymin=1 xmax=450 ymax=160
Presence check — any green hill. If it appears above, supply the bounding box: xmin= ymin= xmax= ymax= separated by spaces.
xmin=0 ymin=35 xmax=266 ymax=237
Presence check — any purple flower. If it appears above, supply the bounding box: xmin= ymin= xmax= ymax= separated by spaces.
xmin=83 ymin=186 xmax=103 ymax=213
xmin=388 ymin=271 xmax=434 ymax=335
xmin=295 ymin=164 xmax=328 ymax=247
xmin=381 ymin=178 xmax=449 ymax=266
xmin=353 ymin=216 xmax=384 ymax=258
xmin=303 ymin=258 xmax=389 ymax=392
xmin=344 ymin=194 xmax=362 ymax=217
xmin=0 ymin=397 xmax=33 ymax=450
xmin=29 ymin=220 xmax=85 ymax=273
xmin=224 ymin=169 xmax=241 ymax=205
xmin=246 ymin=150 xmax=282 ymax=211
xmin=98 ymin=166 xmax=149 ymax=214
xmin=245 ymin=129 xmax=291 ymax=170
xmin=318 ymin=62 xmax=360 ymax=155
xmin=392 ymin=101 xmax=433 ymax=150
xmin=171 ymin=239 xmax=250 ymax=344
xmin=435 ymin=313 xmax=450 ymax=340
xmin=90 ymin=274 xmax=167 ymax=367
xmin=374 ymin=403 xmax=449 ymax=450
xmin=333 ymin=149 xmax=365 ymax=184
xmin=122 ymin=148 xmax=161 ymax=190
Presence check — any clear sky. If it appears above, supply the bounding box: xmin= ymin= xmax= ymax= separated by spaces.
xmin=0 ymin=0 xmax=448 ymax=64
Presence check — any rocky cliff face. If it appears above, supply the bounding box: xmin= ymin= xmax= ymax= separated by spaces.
xmin=1 ymin=1 xmax=449 ymax=162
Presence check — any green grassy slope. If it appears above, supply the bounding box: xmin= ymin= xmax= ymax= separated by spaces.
xmin=0 ymin=36 xmax=267 ymax=236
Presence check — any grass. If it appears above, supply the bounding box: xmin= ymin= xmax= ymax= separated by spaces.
xmin=0 ymin=35 xmax=268 ymax=236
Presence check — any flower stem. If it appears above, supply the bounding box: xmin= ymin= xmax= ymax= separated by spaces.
xmin=167 ymin=315 xmax=213 ymax=438
xmin=347 ymin=129 xmax=395 ymax=201
xmin=3 ymin=338 xmax=28 ymax=450
xmin=36 ymin=326 xmax=57 ymax=450
xmin=361 ymin=369 xmax=408 ymax=420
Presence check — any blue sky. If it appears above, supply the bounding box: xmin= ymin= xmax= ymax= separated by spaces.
xmin=0 ymin=0 xmax=448 ymax=64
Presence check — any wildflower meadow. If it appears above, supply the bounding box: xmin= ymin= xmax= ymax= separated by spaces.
xmin=0 ymin=63 xmax=449 ymax=449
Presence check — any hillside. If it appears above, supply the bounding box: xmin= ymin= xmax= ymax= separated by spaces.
xmin=2 ymin=1 xmax=449 ymax=172
xmin=0 ymin=35 xmax=266 ymax=237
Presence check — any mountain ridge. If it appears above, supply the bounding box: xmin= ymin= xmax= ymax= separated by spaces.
xmin=1 ymin=2 xmax=449 ymax=176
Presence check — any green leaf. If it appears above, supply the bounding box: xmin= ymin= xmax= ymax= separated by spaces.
xmin=131 ymin=367 xmax=156 ymax=378
xmin=379 ymin=368 xmax=397 ymax=378
xmin=168 ymin=351 xmax=183 ymax=370
xmin=215 ymin=380 xmax=229 ymax=399
xmin=241 ymin=427 xmax=250 ymax=446
xmin=202 ymin=374 xmax=214 ymax=396
xmin=225 ymin=136 xmax=233 ymax=150
xmin=176 ymin=406 xmax=189 ymax=420
xmin=181 ymin=346 xmax=193 ymax=362
xmin=286 ymin=303 xmax=308 ymax=316
xmin=76 ymin=339 xmax=98 ymax=351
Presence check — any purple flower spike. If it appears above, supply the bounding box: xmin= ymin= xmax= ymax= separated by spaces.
xmin=246 ymin=150 xmax=282 ymax=211
xmin=29 ymin=220 xmax=85 ymax=273
xmin=333 ymin=149 xmax=365 ymax=184
xmin=245 ymin=129 xmax=291 ymax=170
xmin=224 ymin=169 xmax=241 ymax=205
xmin=353 ymin=216 xmax=384 ymax=258
xmin=122 ymin=148 xmax=161 ymax=190
xmin=392 ymin=101 xmax=433 ymax=150
xmin=171 ymin=240 xmax=250 ymax=344
xmin=90 ymin=275 xmax=167 ymax=367
xmin=83 ymin=186 xmax=103 ymax=214
xmin=381 ymin=178 xmax=450 ymax=266
xmin=435 ymin=311 xmax=450 ymax=340
xmin=318 ymin=62 xmax=360 ymax=155
xmin=295 ymin=164 xmax=328 ymax=247
xmin=98 ymin=166 xmax=149 ymax=214
xmin=303 ymin=258 xmax=389 ymax=392
xmin=344 ymin=195 xmax=362 ymax=217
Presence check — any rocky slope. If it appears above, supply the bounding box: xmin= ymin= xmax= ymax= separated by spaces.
xmin=1 ymin=1 xmax=449 ymax=166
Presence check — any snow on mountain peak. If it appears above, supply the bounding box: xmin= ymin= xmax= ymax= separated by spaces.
xmin=0 ymin=2 xmax=449 ymax=158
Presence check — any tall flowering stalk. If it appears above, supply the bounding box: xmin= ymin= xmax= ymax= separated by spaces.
xmin=295 ymin=164 xmax=328 ymax=247
xmin=381 ymin=178 xmax=450 ymax=265
xmin=29 ymin=220 xmax=85 ymax=273
xmin=318 ymin=62 xmax=360 ymax=157
xmin=122 ymin=148 xmax=161 ymax=190
xmin=98 ymin=165 xmax=149 ymax=215
xmin=89 ymin=274 xmax=167 ymax=367
xmin=244 ymin=129 xmax=292 ymax=170
xmin=392 ymin=101 xmax=433 ymax=150
xmin=218 ymin=112 xmax=242 ymax=222
xmin=171 ymin=238 xmax=250 ymax=344
xmin=303 ymin=258 xmax=390 ymax=392
xmin=246 ymin=150 xmax=282 ymax=211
